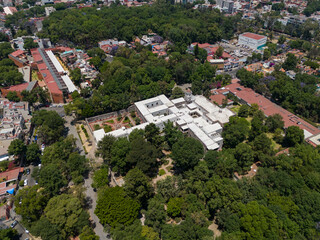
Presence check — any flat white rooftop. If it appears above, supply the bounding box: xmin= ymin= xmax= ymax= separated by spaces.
xmin=93 ymin=94 xmax=235 ymax=150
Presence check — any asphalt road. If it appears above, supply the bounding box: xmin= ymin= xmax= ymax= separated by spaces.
xmin=84 ymin=176 xmax=110 ymax=240
xmin=64 ymin=115 xmax=85 ymax=156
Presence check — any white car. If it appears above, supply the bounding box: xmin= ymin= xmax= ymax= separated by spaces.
xmin=24 ymin=179 xmax=28 ymax=186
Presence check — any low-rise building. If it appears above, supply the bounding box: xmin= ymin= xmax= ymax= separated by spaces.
xmin=0 ymin=167 xmax=24 ymax=197
xmin=0 ymin=100 xmax=30 ymax=161
xmin=224 ymin=80 xmax=320 ymax=143
xmin=3 ymin=7 xmax=17 ymax=15
xmin=0 ymin=81 xmax=38 ymax=100
xmin=238 ymin=32 xmax=267 ymax=50
xmin=31 ymin=48 xmax=78 ymax=103
xmin=94 ymin=94 xmax=235 ymax=150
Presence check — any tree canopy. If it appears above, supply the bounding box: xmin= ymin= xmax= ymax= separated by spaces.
xmin=31 ymin=110 xmax=65 ymax=144
xmin=95 ymin=186 xmax=140 ymax=227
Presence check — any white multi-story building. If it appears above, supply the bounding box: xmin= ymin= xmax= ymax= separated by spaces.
xmin=93 ymin=94 xmax=234 ymax=150
xmin=238 ymin=32 xmax=267 ymax=50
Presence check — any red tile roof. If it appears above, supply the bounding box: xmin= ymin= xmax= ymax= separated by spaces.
xmin=0 ymin=167 xmax=23 ymax=182
xmin=10 ymin=49 xmax=25 ymax=58
xmin=210 ymin=94 xmax=232 ymax=106
xmin=31 ymin=49 xmax=63 ymax=96
xmin=2 ymin=82 xmax=29 ymax=92
xmin=241 ymin=32 xmax=266 ymax=40
xmin=225 ymin=81 xmax=320 ymax=136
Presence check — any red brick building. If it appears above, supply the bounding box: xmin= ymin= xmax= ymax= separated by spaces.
xmin=1 ymin=81 xmax=38 ymax=99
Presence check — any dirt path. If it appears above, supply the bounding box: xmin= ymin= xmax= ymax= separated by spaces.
xmin=208 ymin=218 xmax=221 ymax=239
xmin=152 ymin=151 xmax=173 ymax=185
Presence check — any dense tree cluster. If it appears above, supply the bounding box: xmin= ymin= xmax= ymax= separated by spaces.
xmin=14 ymin=114 xmax=95 ymax=240
xmin=85 ymin=102 xmax=320 ymax=239
xmin=96 ymin=124 xmax=162 ymax=177
xmin=39 ymin=5 xmax=240 ymax=48
xmin=64 ymin=46 xmax=223 ymax=118
xmin=31 ymin=110 xmax=65 ymax=144
xmin=0 ymin=42 xmax=24 ymax=87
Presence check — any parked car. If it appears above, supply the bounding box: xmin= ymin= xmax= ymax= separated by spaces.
xmin=26 ymin=168 xmax=30 ymax=175
xmin=11 ymin=220 xmax=18 ymax=228
xmin=24 ymin=179 xmax=28 ymax=186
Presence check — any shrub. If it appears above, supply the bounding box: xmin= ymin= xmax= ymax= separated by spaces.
xmin=104 ymin=125 xmax=112 ymax=133
xmin=81 ymin=125 xmax=89 ymax=138
xmin=130 ymin=111 xmax=136 ymax=118
xmin=19 ymin=180 xmax=24 ymax=187
xmin=94 ymin=124 xmax=101 ymax=130
xmin=135 ymin=117 xmax=141 ymax=125
xmin=159 ymin=169 xmax=166 ymax=176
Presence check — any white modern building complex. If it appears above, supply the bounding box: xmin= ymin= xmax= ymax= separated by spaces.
xmin=238 ymin=32 xmax=267 ymax=50
xmin=93 ymin=94 xmax=234 ymax=150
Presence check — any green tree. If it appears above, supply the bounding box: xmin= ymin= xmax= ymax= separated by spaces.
xmin=144 ymin=123 xmax=160 ymax=145
xmin=67 ymin=153 xmax=88 ymax=184
xmin=197 ymin=48 xmax=208 ymax=63
xmin=237 ymin=201 xmax=280 ymax=239
xmin=0 ymin=42 xmax=13 ymax=59
xmin=265 ymin=114 xmax=284 ymax=132
xmin=238 ymin=104 xmax=250 ymax=118
xmin=26 ymin=142 xmax=41 ymax=164
xmin=44 ymin=194 xmax=89 ymax=238
xmin=263 ymin=49 xmax=271 ymax=60
xmin=144 ymin=197 xmax=167 ymax=233
xmin=164 ymin=121 xmax=183 ymax=149
xmin=31 ymin=110 xmax=65 ymax=144
xmin=92 ymin=167 xmax=109 ymax=190
xmin=222 ymin=117 xmax=250 ymax=148
xmin=278 ymin=35 xmax=286 ymax=44
xmin=23 ymin=38 xmax=38 ymax=50
xmin=0 ymin=228 xmax=19 ymax=240
xmin=110 ymin=137 xmax=130 ymax=175
xmin=70 ymin=68 xmax=82 ymax=86
xmin=6 ymin=91 xmax=20 ymax=102
xmin=95 ymin=186 xmax=140 ymax=227
xmin=14 ymin=185 xmax=48 ymax=222
xmin=216 ymin=46 xmax=224 ymax=58
xmin=171 ymin=87 xmax=185 ymax=99
xmin=96 ymin=134 xmax=116 ymax=164
xmin=8 ymin=139 xmax=26 ymax=159
xmin=30 ymin=217 xmax=62 ymax=240
xmin=285 ymin=126 xmax=304 ymax=146
xmin=172 ymin=137 xmax=204 ymax=172
xmin=79 ymin=226 xmax=99 ymax=240
xmin=39 ymin=164 xmax=67 ymax=196
xmin=124 ymin=168 xmax=154 ymax=208
xmin=282 ymin=53 xmax=298 ymax=71
xmin=126 ymin=136 xmax=159 ymax=177
xmin=234 ymin=143 xmax=254 ymax=171
xmin=253 ymin=133 xmax=272 ymax=154
xmin=141 ymin=226 xmax=160 ymax=240
xmin=167 ymin=197 xmax=185 ymax=218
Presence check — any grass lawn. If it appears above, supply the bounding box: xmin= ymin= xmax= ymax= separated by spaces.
xmin=106 ymin=119 xmax=114 ymax=124
xmin=32 ymin=70 xmax=40 ymax=81
xmin=230 ymin=105 xmax=241 ymax=114
xmin=266 ymin=133 xmax=281 ymax=150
